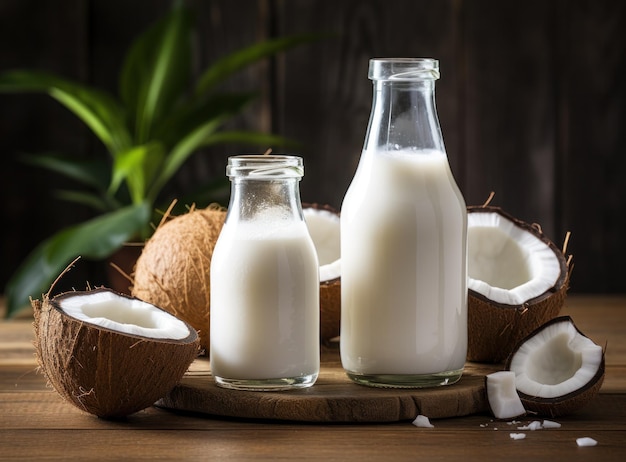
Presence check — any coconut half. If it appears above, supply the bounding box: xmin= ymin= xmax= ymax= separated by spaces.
xmin=467 ymin=205 xmax=571 ymax=362
xmin=303 ymin=203 xmax=341 ymax=342
xmin=32 ymin=288 xmax=199 ymax=419
xmin=505 ymin=316 xmax=605 ymax=417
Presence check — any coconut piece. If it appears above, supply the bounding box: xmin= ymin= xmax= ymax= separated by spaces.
xmin=542 ymin=419 xmax=561 ymax=429
xmin=32 ymin=288 xmax=199 ymax=419
xmin=303 ymin=203 xmax=341 ymax=342
xmin=509 ymin=433 xmax=526 ymax=440
xmin=412 ymin=414 xmax=435 ymax=428
xmin=466 ymin=205 xmax=571 ymax=363
xmin=517 ymin=421 xmax=542 ymax=430
xmin=576 ymin=437 xmax=598 ymax=447
xmin=506 ymin=316 xmax=605 ymax=417
xmin=132 ymin=205 xmax=226 ymax=352
xmin=486 ymin=371 xmax=527 ymax=420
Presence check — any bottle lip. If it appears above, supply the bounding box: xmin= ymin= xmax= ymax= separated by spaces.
xmin=369 ymin=58 xmax=440 ymax=81
xmin=226 ymin=154 xmax=304 ymax=179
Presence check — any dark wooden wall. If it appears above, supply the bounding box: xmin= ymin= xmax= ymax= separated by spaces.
xmin=1 ymin=0 xmax=625 ymax=294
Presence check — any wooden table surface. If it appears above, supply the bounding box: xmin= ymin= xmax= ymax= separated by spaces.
xmin=1 ymin=294 xmax=625 ymax=461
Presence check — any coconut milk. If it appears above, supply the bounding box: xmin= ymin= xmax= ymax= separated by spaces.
xmin=210 ymin=215 xmax=320 ymax=383
xmin=340 ymin=149 xmax=467 ymax=378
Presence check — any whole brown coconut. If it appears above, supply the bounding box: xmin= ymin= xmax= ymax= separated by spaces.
xmin=467 ymin=204 xmax=572 ymax=363
xmin=32 ymin=288 xmax=199 ymax=419
xmin=132 ymin=205 xmax=226 ymax=352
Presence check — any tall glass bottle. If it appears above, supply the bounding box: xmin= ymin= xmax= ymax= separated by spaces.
xmin=340 ymin=58 xmax=467 ymax=388
xmin=210 ymin=155 xmax=320 ymax=391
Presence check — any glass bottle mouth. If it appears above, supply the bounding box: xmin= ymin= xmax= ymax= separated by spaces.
xmin=369 ymin=58 xmax=440 ymax=81
xmin=226 ymin=155 xmax=304 ymax=179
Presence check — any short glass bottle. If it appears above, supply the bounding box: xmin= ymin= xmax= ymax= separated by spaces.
xmin=340 ymin=58 xmax=468 ymax=388
xmin=210 ymin=155 xmax=320 ymax=391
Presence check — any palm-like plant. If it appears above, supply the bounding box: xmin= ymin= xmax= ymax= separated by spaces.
xmin=0 ymin=2 xmax=314 ymax=317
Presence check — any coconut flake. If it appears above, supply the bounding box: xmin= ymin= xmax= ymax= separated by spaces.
xmin=412 ymin=415 xmax=434 ymax=428
xmin=486 ymin=371 xmax=526 ymax=419
xmin=542 ymin=419 xmax=561 ymax=429
xmin=517 ymin=420 xmax=542 ymax=431
xmin=576 ymin=437 xmax=597 ymax=447
xmin=509 ymin=433 xmax=526 ymax=440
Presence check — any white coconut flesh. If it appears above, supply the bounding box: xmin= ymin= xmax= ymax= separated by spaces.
xmin=508 ymin=318 xmax=603 ymax=398
xmin=59 ymin=290 xmax=192 ymax=340
xmin=467 ymin=212 xmax=563 ymax=305
xmin=486 ymin=370 xmax=526 ymax=419
xmin=303 ymin=206 xmax=341 ymax=282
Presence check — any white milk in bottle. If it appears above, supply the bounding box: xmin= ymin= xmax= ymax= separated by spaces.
xmin=340 ymin=59 xmax=467 ymax=388
xmin=210 ymin=155 xmax=320 ymax=391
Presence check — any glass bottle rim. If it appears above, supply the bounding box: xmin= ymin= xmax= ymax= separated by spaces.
xmin=226 ymin=154 xmax=304 ymax=179
xmin=369 ymin=58 xmax=440 ymax=81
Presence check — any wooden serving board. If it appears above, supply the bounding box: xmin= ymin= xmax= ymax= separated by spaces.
xmin=157 ymin=346 xmax=500 ymax=423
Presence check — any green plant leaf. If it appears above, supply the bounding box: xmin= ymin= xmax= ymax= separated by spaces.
xmin=120 ymin=2 xmax=192 ymax=143
xmin=149 ymin=127 xmax=298 ymax=204
xmin=4 ymin=203 xmax=151 ymax=318
xmin=196 ymin=34 xmax=320 ymax=97
xmin=53 ymin=190 xmax=113 ymax=212
xmin=21 ymin=153 xmax=122 ymax=211
xmin=151 ymin=93 xmax=258 ymax=194
xmin=110 ymin=142 xmax=165 ymax=204
xmin=0 ymin=70 xmax=131 ymax=154
xmin=149 ymin=117 xmax=223 ymax=201
xmin=155 ymin=92 xmax=256 ymax=149
xmin=20 ymin=152 xmax=110 ymax=192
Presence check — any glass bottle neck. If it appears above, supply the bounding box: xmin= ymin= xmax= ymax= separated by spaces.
xmin=364 ymin=79 xmax=445 ymax=154
xmin=224 ymin=154 xmax=305 ymax=223
xmin=227 ymin=177 xmax=304 ymax=223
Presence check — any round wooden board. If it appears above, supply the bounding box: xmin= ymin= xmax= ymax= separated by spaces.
xmin=157 ymin=348 xmax=500 ymax=423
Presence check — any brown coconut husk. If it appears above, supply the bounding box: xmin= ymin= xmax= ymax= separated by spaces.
xmin=32 ymin=288 xmax=199 ymax=419
xmin=132 ymin=204 xmax=226 ymax=353
xmin=467 ymin=204 xmax=573 ymax=363
xmin=320 ymin=277 xmax=341 ymax=342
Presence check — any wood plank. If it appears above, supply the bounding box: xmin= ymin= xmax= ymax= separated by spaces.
xmin=562 ymin=295 xmax=626 ymax=366
xmin=0 ymin=366 xmax=42 ymax=392
xmin=462 ymin=0 xmax=559 ymax=239
xmin=1 ymin=429 xmax=624 ymax=461
xmin=1 ymin=388 xmax=624 ymax=430
xmin=1 ymin=404 xmax=625 ymax=462
xmin=557 ymin=0 xmax=626 ymax=293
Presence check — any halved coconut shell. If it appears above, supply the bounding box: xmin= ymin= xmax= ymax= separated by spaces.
xmin=303 ymin=203 xmax=341 ymax=342
xmin=32 ymin=288 xmax=199 ymax=419
xmin=505 ymin=316 xmax=605 ymax=417
xmin=467 ymin=205 xmax=572 ymax=363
